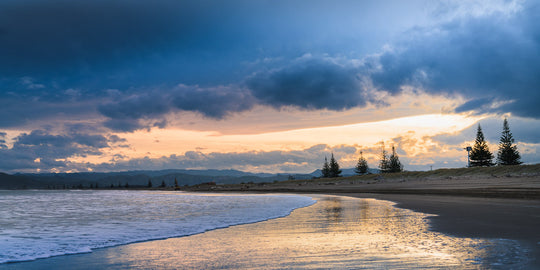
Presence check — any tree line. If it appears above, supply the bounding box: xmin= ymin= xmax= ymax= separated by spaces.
xmin=321 ymin=142 xmax=404 ymax=178
xmin=320 ymin=118 xmax=522 ymax=178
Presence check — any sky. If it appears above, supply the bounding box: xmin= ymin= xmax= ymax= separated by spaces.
xmin=1 ymin=0 xmax=539 ymax=174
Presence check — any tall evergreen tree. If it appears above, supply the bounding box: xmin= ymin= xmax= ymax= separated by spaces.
xmin=388 ymin=145 xmax=403 ymax=173
xmin=321 ymin=156 xmax=330 ymax=178
xmin=354 ymin=151 xmax=369 ymax=175
xmin=329 ymin=153 xmax=342 ymax=177
xmin=160 ymin=180 xmax=166 ymax=188
xmin=147 ymin=179 xmax=153 ymax=188
xmin=469 ymin=124 xmax=494 ymax=167
xmin=379 ymin=143 xmax=390 ymax=173
xmin=497 ymin=118 xmax=522 ymax=165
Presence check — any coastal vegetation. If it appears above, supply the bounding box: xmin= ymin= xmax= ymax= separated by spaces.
xmin=469 ymin=118 xmax=522 ymax=167
xmin=354 ymin=151 xmax=368 ymax=175
xmin=497 ymin=118 xmax=522 ymax=165
xmin=321 ymin=153 xmax=342 ymax=178
xmin=469 ymin=124 xmax=494 ymax=167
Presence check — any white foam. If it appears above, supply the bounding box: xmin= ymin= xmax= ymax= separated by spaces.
xmin=0 ymin=190 xmax=314 ymax=264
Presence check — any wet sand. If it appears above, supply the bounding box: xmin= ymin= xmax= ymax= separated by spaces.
xmin=346 ymin=193 xmax=540 ymax=268
xmin=1 ymin=194 xmax=535 ymax=269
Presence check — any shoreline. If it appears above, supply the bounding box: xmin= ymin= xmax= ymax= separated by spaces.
xmin=2 ymin=192 xmax=539 ymax=269
xmin=341 ymin=193 xmax=540 ymax=268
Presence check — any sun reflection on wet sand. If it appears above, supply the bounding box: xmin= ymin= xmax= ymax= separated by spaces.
xmin=92 ymin=195 xmax=524 ymax=269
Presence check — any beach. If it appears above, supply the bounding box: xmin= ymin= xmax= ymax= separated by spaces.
xmin=351 ymin=193 xmax=540 ymax=268
xmin=2 ymin=192 xmax=538 ymax=269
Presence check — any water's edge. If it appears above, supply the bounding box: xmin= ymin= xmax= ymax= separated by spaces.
xmin=0 ymin=191 xmax=316 ymax=264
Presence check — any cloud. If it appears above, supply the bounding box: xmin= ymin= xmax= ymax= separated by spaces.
xmin=99 ymin=85 xmax=256 ymax=132
xmin=0 ymin=91 xmax=105 ymax=129
xmin=92 ymin=144 xmax=352 ymax=173
xmin=454 ymin=98 xmax=496 ymax=114
xmin=367 ymin=2 xmax=540 ymax=118
xmin=0 ymin=141 xmax=364 ymax=174
xmin=0 ymin=130 xmax=118 ymax=172
xmin=108 ymin=135 xmax=127 ymax=144
xmin=2 ymin=0 xmax=391 ymax=91
xmin=247 ymin=57 xmax=369 ymax=110
xmin=434 ymin=116 xmax=540 ymax=145
xmin=0 ymin=132 xmax=6 ymax=149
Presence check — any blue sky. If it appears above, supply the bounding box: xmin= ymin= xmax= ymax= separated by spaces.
xmin=1 ymin=0 xmax=539 ymax=173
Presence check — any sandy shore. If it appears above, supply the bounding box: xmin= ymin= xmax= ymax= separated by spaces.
xmin=346 ymin=193 xmax=540 ymax=268
xmin=2 ymin=193 xmax=538 ymax=269
xmin=189 ymin=173 xmax=540 ymax=199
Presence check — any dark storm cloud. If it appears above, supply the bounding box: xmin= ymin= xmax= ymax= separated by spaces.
xmin=369 ymin=3 xmax=540 ymax=118
xmin=0 ymin=0 xmax=267 ymax=96
xmin=99 ymin=85 xmax=256 ymax=131
xmin=0 ymin=0 xmax=384 ymax=91
xmin=169 ymin=85 xmax=255 ymax=119
xmin=100 ymin=58 xmax=367 ymax=131
xmin=15 ymin=130 xmax=108 ymax=152
xmin=0 ymin=93 xmax=103 ymax=128
xmin=247 ymin=58 xmax=367 ymax=110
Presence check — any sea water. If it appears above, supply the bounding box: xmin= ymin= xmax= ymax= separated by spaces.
xmin=0 ymin=190 xmax=315 ymax=264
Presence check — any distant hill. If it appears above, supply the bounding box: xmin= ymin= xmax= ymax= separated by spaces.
xmin=0 ymin=169 xmax=315 ymax=189
xmin=0 ymin=173 xmax=43 ymax=189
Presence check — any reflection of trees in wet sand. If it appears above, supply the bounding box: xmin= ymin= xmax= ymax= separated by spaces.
xmin=356 ymin=199 xmax=427 ymax=237
xmin=322 ymin=196 xmax=343 ymax=223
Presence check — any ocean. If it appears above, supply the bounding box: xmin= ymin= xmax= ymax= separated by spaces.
xmin=0 ymin=190 xmax=315 ymax=264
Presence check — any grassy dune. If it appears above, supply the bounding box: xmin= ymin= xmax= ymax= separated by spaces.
xmin=186 ymin=164 xmax=540 ymax=199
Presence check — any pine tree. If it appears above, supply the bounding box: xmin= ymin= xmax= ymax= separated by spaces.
xmin=497 ymin=118 xmax=522 ymax=165
xmin=388 ymin=145 xmax=403 ymax=173
xmin=470 ymin=124 xmax=494 ymax=167
xmin=321 ymin=156 xmax=330 ymax=178
xmin=147 ymin=179 xmax=153 ymax=188
xmin=160 ymin=180 xmax=166 ymax=188
xmin=354 ymin=151 xmax=369 ymax=175
xmin=174 ymin=178 xmax=180 ymax=190
xmin=329 ymin=153 xmax=342 ymax=178
xmin=379 ymin=143 xmax=390 ymax=173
